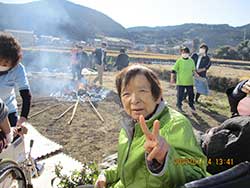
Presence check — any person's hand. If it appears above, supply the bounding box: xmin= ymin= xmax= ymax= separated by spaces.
xmin=139 ymin=115 xmax=169 ymax=164
xmin=95 ymin=174 xmax=106 ymax=188
xmin=170 ymin=79 xmax=175 ymax=87
xmin=194 ymin=71 xmax=200 ymax=78
xmin=241 ymin=80 xmax=250 ymax=94
xmin=13 ymin=125 xmax=28 ymax=137
xmin=16 ymin=116 xmax=26 ymax=127
xmin=197 ymin=68 xmax=206 ymax=73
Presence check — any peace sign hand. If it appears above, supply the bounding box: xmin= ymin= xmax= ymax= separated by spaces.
xmin=139 ymin=115 xmax=169 ymax=164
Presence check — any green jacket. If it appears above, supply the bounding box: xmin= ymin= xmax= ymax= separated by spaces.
xmin=104 ymin=101 xmax=207 ymax=188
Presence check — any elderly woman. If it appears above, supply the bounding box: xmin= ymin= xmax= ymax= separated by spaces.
xmin=95 ymin=65 xmax=207 ymax=188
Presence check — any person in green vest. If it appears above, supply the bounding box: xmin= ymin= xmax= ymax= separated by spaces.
xmin=95 ymin=64 xmax=208 ymax=188
xmin=170 ymin=47 xmax=199 ymax=113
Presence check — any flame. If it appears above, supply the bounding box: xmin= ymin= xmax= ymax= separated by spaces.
xmin=78 ymin=82 xmax=84 ymax=90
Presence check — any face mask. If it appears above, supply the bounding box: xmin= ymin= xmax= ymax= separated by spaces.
xmin=199 ymin=48 xmax=206 ymax=55
xmin=237 ymin=95 xmax=250 ymax=116
xmin=182 ymin=53 xmax=189 ymax=59
xmin=0 ymin=65 xmax=10 ymax=72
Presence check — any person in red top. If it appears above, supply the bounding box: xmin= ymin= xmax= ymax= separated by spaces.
xmin=71 ymin=46 xmax=81 ymax=80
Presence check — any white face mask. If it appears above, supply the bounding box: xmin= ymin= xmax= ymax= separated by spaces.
xmin=0 ymin=65 xmax=10 ymax=72
xmin=199 ymin=48 xmax=206 ymax=55
xmin=182 ymin=53 xmax=189 ymax=59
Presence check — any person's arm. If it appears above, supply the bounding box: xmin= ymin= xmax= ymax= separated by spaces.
xmin=191 ymin=59 xmax=199 ymax=77
xmin=15 ymin=64 xmax=31 ymax=126
xmin=146 ymin=116 xmax=208 ymax=185
xmin=170 ymin=71 xmax=176 ymax=84
xmin=171 ymin=60 xmax=179 ymax=84
xmin=197 ymin=56 xmax=211 ymax=73
xmin=96 ymin=128 xmax=126 ymax=187
xmin=205 ymin=56 xmax=211 ymax=70
xmin=18 ymin=89 xmax=32 ymax=126
xmin=104 ymin=52 xmax=107 ymax=65
xmin=226 ymin=80 xmax=249 ymax=116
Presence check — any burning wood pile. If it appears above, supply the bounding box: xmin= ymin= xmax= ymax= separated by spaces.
xmin=50 ymin=78 xmax=110 ymax=103
xmin=29 ymin=77 xmax=110 ymax=125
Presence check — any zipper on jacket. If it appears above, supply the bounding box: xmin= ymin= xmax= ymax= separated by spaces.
xmin=122 ymin=139 xmax=132 ymax=188
xmin=121 ymin=125 xmax=135 ymax=188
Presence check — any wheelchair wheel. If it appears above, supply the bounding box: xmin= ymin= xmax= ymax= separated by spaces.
xmin=0 ymin=159 xmax=27 ymax=188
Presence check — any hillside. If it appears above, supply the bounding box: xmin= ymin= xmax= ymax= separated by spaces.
xmin=0 ymin=0 xmax=249 ymax=50
xmin=0 ymin=0 xmax=129 ymax=40
xmin=128 ymin=23 xmax=250 ymax=49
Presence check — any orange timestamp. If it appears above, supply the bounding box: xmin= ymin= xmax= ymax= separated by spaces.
xmin=174 ymin=158 xmax=204 ymax=165
xmin=207 ymin=158 xmax=234 ymax=166
xmin=174 ymin=158 xmax=234 ymax=166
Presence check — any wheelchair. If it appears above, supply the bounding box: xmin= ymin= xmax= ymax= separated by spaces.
xmin=0 ymin=136 xmax=40 ymax=188
xmin=184 ymin=161 xmax=250 ymax=188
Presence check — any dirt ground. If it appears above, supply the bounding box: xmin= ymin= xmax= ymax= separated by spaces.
xmin=21 ymin=71 xmax=232 ymax=164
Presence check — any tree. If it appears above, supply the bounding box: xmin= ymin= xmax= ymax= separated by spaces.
xmin=237 ymin=40 xmax=250 ymax=61
xmin=214 ymin=46 xmax=239 ymax=60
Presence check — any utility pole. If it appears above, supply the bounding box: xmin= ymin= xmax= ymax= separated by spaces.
xmin=243 ymin=29 xmax=246 ymax=41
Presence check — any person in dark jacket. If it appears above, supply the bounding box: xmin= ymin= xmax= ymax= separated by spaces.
xmin=78 ymin=47 xmax=90 ymax=70
xmin=226 ymin=79 xmax=250 ymax=117
xmin=114 ymin=48 xmax=129 ymax=70
xmin=93 ymin=42 xmax=107 ymax=86
xmin=191 ymin=43 xmax=211 ymax=102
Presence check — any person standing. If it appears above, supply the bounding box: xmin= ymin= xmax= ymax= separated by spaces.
xmin=170 ymin=47 xmax=198 ymax=113
xmin=114 ymin=48 xmax=129 ymax=70
xmin=93 ymin=42 xmax=107 ymax=86
xmin=78 ymin=47 xmax=90 ymax=70
xmin=71 ymin=46 xmax=81 ymax=80
xmin=191 ymin=43 xmax=211 ymax=103
xmin=0 ymin=32 xmax=31 ymax=129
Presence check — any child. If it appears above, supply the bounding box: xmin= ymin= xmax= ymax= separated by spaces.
xmin=0 ymin=32 xmax=31 ymax=129
xmin=170 ymin=47 xmax=198 ymax=113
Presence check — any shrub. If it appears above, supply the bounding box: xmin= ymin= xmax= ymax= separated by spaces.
xmin=52 ymin=162 xmax=99 ymax=188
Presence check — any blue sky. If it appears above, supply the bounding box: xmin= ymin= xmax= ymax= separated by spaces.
xmin=1 ymin=0 xmax=250 ymax=28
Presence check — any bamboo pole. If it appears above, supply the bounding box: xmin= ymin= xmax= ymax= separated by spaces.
xmin=68 ymin=97 xmax=80 ymax=125
xmin=29 ymin=104 xmax=61 ymax=118
xmin=87 ymin=97 xmax=104 ymax=122
xmin=53 ymin=104 xmax=75 ymax=121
